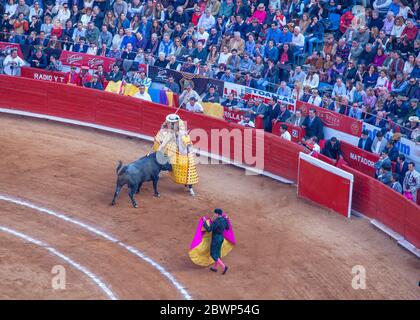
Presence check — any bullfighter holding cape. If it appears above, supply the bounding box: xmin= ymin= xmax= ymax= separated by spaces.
xmin=189 ymin=209 xmax=236 ymax=274
xmin=153 ymin=114 xmax=199 ymax=195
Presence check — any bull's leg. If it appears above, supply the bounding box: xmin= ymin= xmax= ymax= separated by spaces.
xmin=136 ymin=182 xmax=143 ymax=194
xmin=111 ymin=184 xmax=122 ymax=206
xmin=152 ymin=178 xmax=160 ymax=197
xmin=128 ymin=184 xmax=138 ymax=208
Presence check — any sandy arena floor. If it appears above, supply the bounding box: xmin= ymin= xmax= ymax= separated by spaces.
xmin=0 ymin=114 xmax=419 ymax=300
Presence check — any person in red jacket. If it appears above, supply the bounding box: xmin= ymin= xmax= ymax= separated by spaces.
xmin=79 ymin=66 xmax=92 ymax=87
xmin=339 ymin=10 xmax=354 ymax=35
xmin=191 ymin=7 xmax=202 ymax=26
xmin=66 ymin=65 xmax=82 ymax=86
xmin=401 ymin=19 xmax=418 ymax=42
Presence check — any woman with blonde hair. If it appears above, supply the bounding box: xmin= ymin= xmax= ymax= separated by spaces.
xmin=292 ymin=81 xmax=304 ymax=101
xmin=103 ymin=10 xmax=116 ymax=33
xmin=391 ymin=16 xmax=406 ymax=39
xmin=299 ymin=13 xmax=310 ymax=34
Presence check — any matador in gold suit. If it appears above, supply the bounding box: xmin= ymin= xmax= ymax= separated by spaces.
xmin=152 ymin=114 xmax=199 ymax=195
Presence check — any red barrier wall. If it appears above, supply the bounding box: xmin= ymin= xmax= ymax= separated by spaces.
xmin=299 ymin=154 xmax=352 ymax=218
xmin=0 ymin=75 xmax=418 ymax=248
xmin=342 ymin=164 xmax=420 ymax=247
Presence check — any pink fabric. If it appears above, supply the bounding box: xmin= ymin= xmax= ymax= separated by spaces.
xmin=189 ymin=215 xmax=236 ymax=250
xmin=190 ymin=217 xmax=206 ymax=250
xmin=404 ymin=191 xmax=414 ymax=201
xmin=248 ymin=10 xmax=266 ymax=24
xmin=223 ymin=214 xmax=236 ymax=245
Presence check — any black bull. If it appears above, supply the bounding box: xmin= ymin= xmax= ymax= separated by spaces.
xmin=111 ymin=152 xmax=172 ymax=208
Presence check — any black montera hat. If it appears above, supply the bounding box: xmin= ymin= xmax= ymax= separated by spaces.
xmin=214 ymin=208 xmax=223 ymax=215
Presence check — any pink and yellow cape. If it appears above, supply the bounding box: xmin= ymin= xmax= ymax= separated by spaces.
xmin=188 ymin=215 xmax=236 ymax=267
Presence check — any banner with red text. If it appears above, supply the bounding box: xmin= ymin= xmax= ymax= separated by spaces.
xmin=223 ymin=107 xmax=246 ymax=123
xmin=21 ymin=67 xmax=67 ymax=84
xmin=59 ymin=51 xmax=116 ymax=71
xmin=223 ymin=82 xmax=296 ymax=107
xmin=0 ymin=41 xmax=24 ymax=59
xmin=340 ymin=141 xmax=379 ymax=177
xmin=296 ymin=101 xmax=363 ymax=137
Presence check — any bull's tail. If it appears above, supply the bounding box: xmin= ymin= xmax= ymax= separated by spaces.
xmin=116 ymin=161 xmax=126 ymax=175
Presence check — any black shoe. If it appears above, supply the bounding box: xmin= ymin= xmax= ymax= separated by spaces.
xmin=210 ymin=267 xmax=217 ymax=272
xmin=222 ymin=266 xmax=228 ymax=275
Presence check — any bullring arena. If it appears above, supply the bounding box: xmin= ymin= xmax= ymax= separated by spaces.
xmin=0 ymin=113 xmax=419 ymax=300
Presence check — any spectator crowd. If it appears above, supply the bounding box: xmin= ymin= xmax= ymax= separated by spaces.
xmin=0 ymin=0 xmax=419 ymax=200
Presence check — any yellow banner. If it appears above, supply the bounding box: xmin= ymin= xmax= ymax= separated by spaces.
xmin=202 ymin=102 xmax=224 ymax=119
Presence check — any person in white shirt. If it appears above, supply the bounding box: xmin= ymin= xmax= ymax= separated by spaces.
xmin=304 ymin=136 xmax=321 ymax=154
xmin=375 ymin=69 xmax=389 ymax=88
xmin=291 ymin=26 xmax=305 ymax=51
xmin=195 ymin=26 xmax=209 ymax=46
xmin=54 ymin=3 xmax=71 ymax=25
xmin=217 ymin=45 xmax=231 ymax=65
xmin=307 ymin=89 xmax=322 ymax=106
xmin=3 ymin=49 xmax=26 ymax=76
xmin=238 ymin=114 xmax=255 ymax=127
xmin=186 ymin=96 xmax=204 ymax=113
xmin=134 ymin=84 xmax=152 ymax=102
xmin=197 ymin=8 xmax=215 ymax=31
xmin=86 ymin=42 xmax=98 ymax=55
xmin=303 ymin=70 xmax=319 ymax=89
xmin=280 ymin=124 xmax=291 ymax=141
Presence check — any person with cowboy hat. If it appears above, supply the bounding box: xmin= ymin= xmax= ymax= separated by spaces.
xmin=404 ymin=115 xmax=420 ymax=141
xmin=202 ymin=209 xmax=230 ymax=274
xmin=152 ymin=114 xmax=199 ymax=196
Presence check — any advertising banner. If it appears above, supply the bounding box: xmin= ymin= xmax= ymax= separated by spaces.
xmin=59 ymin=51 xmax=116 ymax=71
xmin=21 ymin=67 xmax=67 ymax=84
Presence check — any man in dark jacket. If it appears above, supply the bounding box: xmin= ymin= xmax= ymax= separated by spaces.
xmin=276 ymin=103 xmax=291 ymax=122
xmin=105 ymin=64 xmax=123 ymax=82
xmin=29 ymin=49 xmax=48 ymax=69
xmin=403 ymin=77 xmax=420 ymax=100
xmin=302 ymin=108 xmax=324 ymax=140
xmin=358 ymin=130 xmax=373 ymax=151
xmin=264 ymin=98 xmax=280 ymax=132
xmin=383 ymin=140 xmax=399 ymax=161
xmin=84 ymin=73 xmax=104 ymax=91
xmin=395 ymin=154 xmax=409 ymax=185
xmin=202 ymin=86 xmax=220 ymax=103
xmin=321 ymin=137 xmax=342 ymax=160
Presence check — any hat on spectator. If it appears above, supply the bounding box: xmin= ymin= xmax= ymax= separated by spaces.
xmin=396 ymin=95 xmax=408 ymax=101
xmin=410 ymin=98 xmax=418 ymax=104
xmin=409 ymin=116 xmax=420 ymax=123
xmin=81 ymin=66 xmax=89 ymax=70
